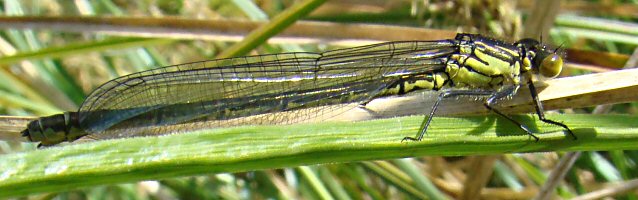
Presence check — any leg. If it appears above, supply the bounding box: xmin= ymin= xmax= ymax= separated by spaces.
xmin=527 ymin=80 xmax=576 ymax=140
xmin=402 ymin=89 xmax=494 ymax=142
xmin=483 ymin=85 xmax=540 ymax=141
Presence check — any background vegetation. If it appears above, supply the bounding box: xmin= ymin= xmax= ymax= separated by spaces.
xmin=0 ymin=0 xmax=637 ymax=199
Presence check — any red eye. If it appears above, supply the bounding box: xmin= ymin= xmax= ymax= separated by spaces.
xmin=539 ymin=54 xmax=563 ymax=78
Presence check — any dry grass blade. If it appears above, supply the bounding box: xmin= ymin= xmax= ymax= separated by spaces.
xmin=460 ymin=156 xmax=498 ymax=200
xmin=0 ymin=116 xmax=34 ymax=141
xmin=0 ymin=16 xmax=456 ymax=46
xmin=566 ymin=49 xmax=631 ymax=70
xmin=1 ymin=68 xmax=637 ymax=143
xmin=499 ymin=68 xmax=638 ymax=114
xmin=365 ymin=68 xmax=638 ymax=117
xmin=522 ymin=0 xmax=560 ymax=39
xmin=533 ymin=152 xmax=582 ymax=200
xmin=571 ymin=179 xmax=638 ymax=200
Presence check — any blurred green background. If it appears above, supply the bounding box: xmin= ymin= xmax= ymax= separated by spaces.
xmin=0 ymin=0 xmax=637 ymax=199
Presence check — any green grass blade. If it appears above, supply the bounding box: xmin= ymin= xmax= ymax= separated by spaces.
xmin=1 ymin=114 xmax=637 ymax=197
xmin=346 ymin=164 xmax=385 ymax=200
xmin=318 ymin=167 xmax=352 ymax=200
xmin=555 ymin=15 xmax=638 ymax=36
xmin=0 ymin=37 xmax=172 ymax=66
xmin=393 ymin=159 xmax=448 ymax=200
xmin=0 ymin=90 xmax=62 ymax=115
xmin=298 ymin=166 xmax=334 ymax=200
xmin=215 ymin=0 xmax=326 ymax=58
xmin=361 ymin=161 xmax=428 ymax=199
xmin=493 ymin=160 xmax=524 ymax=191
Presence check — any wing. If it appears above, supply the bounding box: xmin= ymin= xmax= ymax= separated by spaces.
xmin=78 ymin=40 xmax=457 ymax=138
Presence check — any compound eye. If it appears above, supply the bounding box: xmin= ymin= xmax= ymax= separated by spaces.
xmin=539 ymin=54 xmax=563 ymax=78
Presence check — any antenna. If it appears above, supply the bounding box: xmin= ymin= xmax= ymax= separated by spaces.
xmin=554 ymin=42 xmax=565 ymax=53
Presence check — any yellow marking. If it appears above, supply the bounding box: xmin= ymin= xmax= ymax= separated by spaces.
xmin=404 ymin=82 xmax=416 ymax=92
xmin=472 ymin=50 xmax=511 ymax=76
xmin=380 ymin=73 xmax=447 ymax=95
xmin=451 ymin=53 xmax=512 ymax=78
xmin=449 ymin=45 xmax=527 ymax=88
xmin=409 ymin=80 xmax=432 ymax=91
xmin=446 ymin=60 xmax=492 ymax=88
xmin=433 ymin=73 xmax=447 ymax=89
xmin=474 ymin=42 xmax=525 ymax=79
xmin=511 ymin=61 xmax=521 ymax=85
xmin=512 ymin=61 xmax=521 ymax=76
xmin=384 ymin=85 xmax=401 ymax=95
xmin=521 ymin=51 xmax=535 ymax=71
xmin=522 ymin=57 xmax=532 ymax=71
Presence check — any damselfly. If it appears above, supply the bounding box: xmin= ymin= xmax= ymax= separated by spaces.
xmin=22 ymin=33 xmax=575 ymax=147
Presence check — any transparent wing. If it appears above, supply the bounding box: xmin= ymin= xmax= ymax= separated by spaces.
xmin=78 ymin=40 xmax=457 ymax=139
